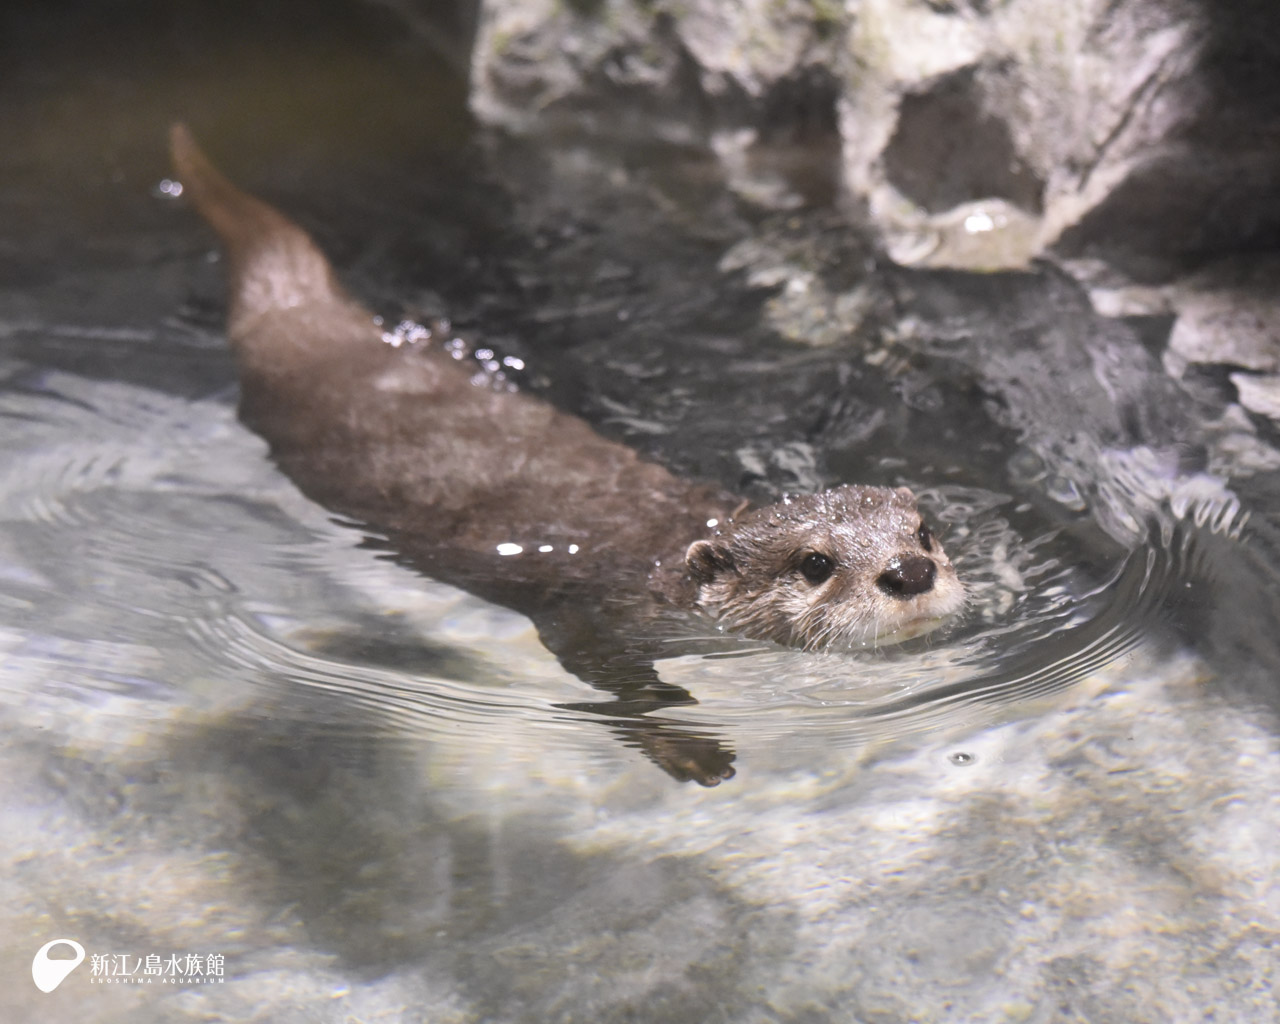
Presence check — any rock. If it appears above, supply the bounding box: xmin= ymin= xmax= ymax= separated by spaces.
xmin=465 ymin=0 xmax=1280 ymax=279
xmin=1163 ymin=256 xmax=1280 ymax=378
xmin=1231 ymin=373 xmax=1280 ymax=421
xmin=468 ymin=0 xmax=842 ymax=139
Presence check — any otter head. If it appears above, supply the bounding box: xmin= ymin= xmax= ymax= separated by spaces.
xmin=685 ymin=484 xmax=965 ymax=649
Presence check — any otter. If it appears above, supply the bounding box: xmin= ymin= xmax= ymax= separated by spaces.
xmin=169 ymin=125 xmax=965 ymax=784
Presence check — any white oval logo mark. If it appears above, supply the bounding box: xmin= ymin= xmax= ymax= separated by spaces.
xmin=31 ymin=939 xmax=86 ymax=993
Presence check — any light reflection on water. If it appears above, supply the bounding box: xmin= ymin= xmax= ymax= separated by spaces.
xmin=2 ymin=232 xmax=1276 ymax=1024
xmin=0 ymin=362 xmax=1230 ymax=774
xmin=4 ymin=2 xmax=1280 ymax=1018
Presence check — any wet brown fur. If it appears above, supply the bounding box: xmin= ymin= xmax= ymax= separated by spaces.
xmin=170 ymin=125 xmax=964 ymax=784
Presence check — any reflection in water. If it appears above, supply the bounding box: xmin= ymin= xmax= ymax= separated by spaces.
xmin=5 ymin=1 xmax=1280 ymax=1017
xmin=0 ymin=368 xmax=1246 ymax=777
xmin=1 ymin=359 xmax=1270 ymax=1018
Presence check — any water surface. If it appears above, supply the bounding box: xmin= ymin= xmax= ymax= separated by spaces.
xmin=3 ymin=2 xmax=1280 ymax=1022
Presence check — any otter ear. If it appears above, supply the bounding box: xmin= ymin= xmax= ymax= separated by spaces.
xmin=686 ymin=540 xmax=735 ymax=584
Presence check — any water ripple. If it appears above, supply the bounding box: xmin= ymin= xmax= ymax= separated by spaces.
xmin=0 ymin=367 xmax=1239 ymax=778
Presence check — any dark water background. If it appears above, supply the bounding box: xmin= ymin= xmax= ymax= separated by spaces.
xmin=4 ymin=1 xmax=1280 ymax=1021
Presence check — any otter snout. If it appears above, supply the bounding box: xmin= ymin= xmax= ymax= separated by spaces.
xmin=876 ymin=554 xmax=936 ymax=597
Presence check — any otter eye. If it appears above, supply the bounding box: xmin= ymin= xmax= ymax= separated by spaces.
xmin=917 ymin=522 xmax=933 ymax=552
xmin=799 ymin=552 xmax=835 ymax=584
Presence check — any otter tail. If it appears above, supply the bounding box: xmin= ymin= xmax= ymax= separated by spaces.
xmin=170 ymin=124 xmax=356 ymax=345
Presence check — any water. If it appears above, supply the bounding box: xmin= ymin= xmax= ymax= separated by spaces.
xmin=4 ymin=2 xmax=1280 ymax=1021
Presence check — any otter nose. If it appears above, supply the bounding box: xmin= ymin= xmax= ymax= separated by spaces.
xmin=877 ymin=555 xmax=936 ymax=597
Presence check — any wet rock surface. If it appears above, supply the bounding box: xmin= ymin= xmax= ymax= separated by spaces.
xmin=462 ymin=0 xmax=1280 ymax=537
xmin=468 ymin=0 xmax=1280 ymax=282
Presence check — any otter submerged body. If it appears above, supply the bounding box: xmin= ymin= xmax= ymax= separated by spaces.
xmin=170 ymin=125 xmax=964 ymax=784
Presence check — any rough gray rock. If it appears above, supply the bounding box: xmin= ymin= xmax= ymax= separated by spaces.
xmin=467 ymin=0 xmax=1280 ymax=281
xmin=469 ymin=0 xmax=842 ymax=139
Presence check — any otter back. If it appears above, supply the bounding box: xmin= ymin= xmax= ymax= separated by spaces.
xmin=170 ymin=126 xmax=964 ymax=785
